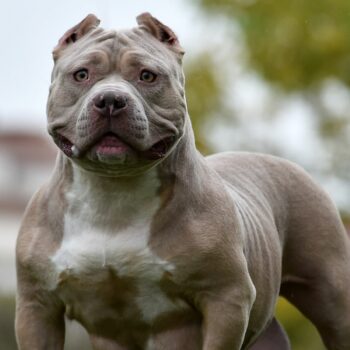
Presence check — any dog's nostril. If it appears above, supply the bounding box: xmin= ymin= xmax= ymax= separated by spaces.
xmin=94 ymin=95 xmax=106 ymax=109
xmin=93 ymin=93 xmax=127 ymax=116
xmin=114 ymin=96 xmax=127 ymax=110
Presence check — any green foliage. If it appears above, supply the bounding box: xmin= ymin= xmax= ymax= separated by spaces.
xmin=197 ymin=0 xmax=350 ymax=90
xmin=190 ymin=0 xmax=350 ymax=200
xmin=184 ymin=54 xmax=224 ymax=154
xmin=320 ymin=116 xmax=349 ymax=138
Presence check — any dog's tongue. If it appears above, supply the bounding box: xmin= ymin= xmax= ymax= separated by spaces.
xmin=99 ymin=134 xmax=125 ymax=147
xmin=95 ymin=134 xmax=129 ymax=155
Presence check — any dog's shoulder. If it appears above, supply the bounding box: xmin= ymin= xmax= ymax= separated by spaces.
xmin=16 ymin=183 xmax=64 ymax=280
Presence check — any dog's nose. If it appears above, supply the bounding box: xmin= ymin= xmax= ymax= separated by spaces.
xmin=93 ymin=92 xmax=127 ymax=117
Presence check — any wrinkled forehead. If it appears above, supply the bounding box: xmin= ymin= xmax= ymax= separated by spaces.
xmin=53 ymin=27 xmax=181 ymax=76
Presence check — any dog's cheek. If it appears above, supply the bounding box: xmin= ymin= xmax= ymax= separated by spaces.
xmin=46 ymin=88 xmax=81 ymax=139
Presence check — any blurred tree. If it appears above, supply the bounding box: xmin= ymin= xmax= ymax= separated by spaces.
xmin=188 ymin=1 xmax=350 ymax=217
xmin=184 ymin=54 xmax=224 ymax=154
xmin=196 ymin=0 xmax=350 ymax=90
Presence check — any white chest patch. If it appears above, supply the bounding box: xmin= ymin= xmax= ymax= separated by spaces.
xmin=53 ymin=216 xmax=167 ymax=279
xmin=49 ymin=169 xmax=187 ymax=324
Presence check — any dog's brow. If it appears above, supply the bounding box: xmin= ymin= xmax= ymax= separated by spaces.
xmin=120 ymin=50 xmax=169 ymax=74
xmin=121 ymin=50 xmax=152 ymax=64
xmin=66 ymin=50 xmax=110 ymax=71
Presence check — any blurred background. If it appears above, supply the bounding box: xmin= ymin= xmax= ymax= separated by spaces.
xmin=1 ymin=0 xmax=349 ymax=349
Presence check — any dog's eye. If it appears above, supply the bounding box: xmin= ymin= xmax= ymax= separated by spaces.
xmin=140 ymin=70 xmax=157 ymax=83
xmin=73 ymin=69 xmax=89 ymax=82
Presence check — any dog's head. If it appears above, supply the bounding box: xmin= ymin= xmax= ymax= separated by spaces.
xmin=47 ymin=13 xmax=186 ymax=176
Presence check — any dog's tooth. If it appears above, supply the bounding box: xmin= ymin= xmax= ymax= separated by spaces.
xmin=71 ymin=145 xmax=81 ymax=158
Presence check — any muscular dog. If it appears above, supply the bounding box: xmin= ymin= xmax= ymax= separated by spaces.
xmin=15 ymin=13 xmax=350 ymax=350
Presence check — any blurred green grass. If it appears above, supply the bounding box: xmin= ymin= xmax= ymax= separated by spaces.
xmin=0 ymin=295 xmax=16 ymax=350
xmin=276 ymin=297 xmax=326 ymax=350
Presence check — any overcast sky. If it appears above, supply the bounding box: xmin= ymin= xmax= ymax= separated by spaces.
xmin=0 ymin=0 xmax=199 ymax=132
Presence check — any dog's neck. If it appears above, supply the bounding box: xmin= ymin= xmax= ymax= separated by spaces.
xmin=159 ymin=116 xmax=206 ymax=185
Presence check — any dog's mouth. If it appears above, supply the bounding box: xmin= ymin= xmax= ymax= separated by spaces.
xmin=53 ymin=132 xmax=176 ymax=161
xmin=141 ymin=135 xmax=176 ymax=160
xmin=53 ymin=133 xmax=75 ymax=157
xmin=93 ymin=132 xmax=131 ymax=158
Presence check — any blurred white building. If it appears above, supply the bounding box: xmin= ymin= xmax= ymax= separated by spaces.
xmin=0 ymin=131 xmax=56 ymax=292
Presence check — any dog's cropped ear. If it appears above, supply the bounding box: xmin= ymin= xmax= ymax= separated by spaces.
xmin=53 ymin=14 xmax=100 ymax=61
xmin=136 ymin=13 xmax=184 ymax=56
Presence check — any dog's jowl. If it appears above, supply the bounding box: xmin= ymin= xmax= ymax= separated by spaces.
xmin=15 ymin=13 xmax=350 ymax=350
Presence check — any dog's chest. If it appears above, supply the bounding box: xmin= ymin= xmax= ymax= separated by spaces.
xmin=49 ymin=181 xmax=187 ymax=327
xmin=52 ymin=216 xmax=171 ymax=284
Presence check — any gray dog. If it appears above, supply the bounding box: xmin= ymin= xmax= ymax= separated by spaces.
xmin=15 ymin=13 xmax=350 ymax=350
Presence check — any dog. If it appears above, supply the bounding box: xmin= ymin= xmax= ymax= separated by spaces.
xmin=15 ymin=13 xmax=350 ymax=350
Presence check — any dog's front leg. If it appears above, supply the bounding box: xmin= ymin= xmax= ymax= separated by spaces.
xmin=200 ymin=286 xmax=255 ymax=350
xmin=16 ymin=292 xmax=65 ymax=350
xmin=15 ymin=267 xmax=65 ymax=350
xmin=197 ymin=264 xmax=256 ymax=350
